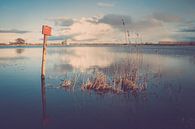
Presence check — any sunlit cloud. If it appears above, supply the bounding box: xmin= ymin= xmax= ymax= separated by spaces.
xmin=49 ymin=15 xmax=119 ymax=43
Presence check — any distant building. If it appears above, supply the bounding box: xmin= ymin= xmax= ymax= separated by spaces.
xmin=61 ymin=39 xmax=70 ymax=45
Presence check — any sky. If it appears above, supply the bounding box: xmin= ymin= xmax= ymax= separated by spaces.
xmin=0 ymin=0 xmax=195 ymax=44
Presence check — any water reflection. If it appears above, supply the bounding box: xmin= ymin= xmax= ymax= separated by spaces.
xmin=46 ymin=46 xmax=195 ymax=104
xmin=0 ymin=46 xmax=195 ymax=129
xmin=48 ymin=47 xmax=192 ymax=77
xmin=15 ymin=48 xmax=25 ymax=54
xmin=48 ymin=47 xmax=121 ymax=71
xmin=41 ymin=77 xmax=49 ymax=127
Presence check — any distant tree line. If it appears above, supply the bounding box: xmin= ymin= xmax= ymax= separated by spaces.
xmin=15 ymin=38 xmax=25 ymax=44
xmin=9 ymin=38 xmax=26 ymax=45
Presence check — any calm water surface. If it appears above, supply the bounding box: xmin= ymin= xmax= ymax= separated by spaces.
xmin=0 ymin=45 xmax=195 ymax=129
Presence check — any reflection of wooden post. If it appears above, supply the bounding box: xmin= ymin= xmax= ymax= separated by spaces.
xmin=41 ymin=77 xmax=46 ymax=122
xmin=41 ymin=25 xmax=52 ymax=79
xmin=41 ymin=77 xmax=49 ymax=126
xmin=41 ymin=34 xmax=47 ymax=79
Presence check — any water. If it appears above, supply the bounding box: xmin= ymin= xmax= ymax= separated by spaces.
xmin=0 ymin=45 xmax=195 ymax=129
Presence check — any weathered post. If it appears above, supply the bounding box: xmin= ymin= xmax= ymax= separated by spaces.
xmin=41 ymin=25 xmax=52 ymax=79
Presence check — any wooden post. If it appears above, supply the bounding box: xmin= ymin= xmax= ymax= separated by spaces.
xmin=41 ymin=25 xmax=52 ymax=79
xmin=41 ymin=34 xmax=47 ymax=79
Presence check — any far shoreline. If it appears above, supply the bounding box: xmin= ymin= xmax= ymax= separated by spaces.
xmin=1 ymin=43 xmax=195 ymax=47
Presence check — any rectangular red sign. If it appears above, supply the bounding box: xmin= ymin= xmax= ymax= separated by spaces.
xmin=42 ymin=25 xmax=52 ymax=36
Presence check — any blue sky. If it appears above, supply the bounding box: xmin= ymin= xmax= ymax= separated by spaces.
xmin=0 ymin=0 xmax=195 ymax=43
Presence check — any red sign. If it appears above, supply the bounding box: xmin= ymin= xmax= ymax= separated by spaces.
xmin=42 ymin=25 xmax=52 ymax=36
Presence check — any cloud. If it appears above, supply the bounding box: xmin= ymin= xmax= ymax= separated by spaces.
xmin=47 ymin=17 xmax=74 ymax=26
xmin=152 ymin=12 xmax=182 ymax=23
xmin=170 ymin=32 xmax=195 ymax=41
xmin=48 ymin=34 xmax=76 ymax=41
xmin=72 ymin=38 xmax=98 ymax=42
xmin=131 ymin=19 xmax=163 ymax=31
xmin=51 ymin=16 xmax=117 ymax=43
xmin=185 ymin=37 xmax=195 ymax=41
xmin=98 ymin=14 xmax=163 ymax=32
xmin=98 ymin=14 xmax=132 ymax=26
xmin=179 ymin=36 xmax=195 ymax=41
xmin=176 ymin=21 xmax=195 ymax=32
xmin=0 ymin=29 xmax=31 ymax=34
xmin=97 ymin=2 xmax=114 ymax=7
xmin=47 ymin=14 xmax=179 ymax=43
xmin=179 ymin=27 xmax=195 ymax=32
xmin=84 ymin=16 xmax=100 ymax=24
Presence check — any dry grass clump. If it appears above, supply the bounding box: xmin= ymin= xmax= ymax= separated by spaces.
xmin=81 ymin=72 xmax=112 ymax=93
xmin=111 ymin=78 xmax=138 ymax=94
xmin=121 ymin=78 xmax=138 ymax=91
xmin=81 ymin=70 xmax=143 ymax=94
xmin=61 ymin=80 xmax=72 ymax=89
xmin=60 ymin=64 xmax=147 ymax=95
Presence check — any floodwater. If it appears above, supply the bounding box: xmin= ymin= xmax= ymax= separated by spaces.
xmin=0 ymin=45 xmax=195 ymax=129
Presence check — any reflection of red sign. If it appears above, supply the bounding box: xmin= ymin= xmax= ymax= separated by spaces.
xmin=42 ymin=25 xmax=52 ymax=36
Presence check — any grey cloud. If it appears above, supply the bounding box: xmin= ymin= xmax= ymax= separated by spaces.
xmin=48 ymin=33 xmax=80 ymax=41
xmin=178 ymin=20 xmax=195 ymax=27
xmin=97 ymin=14 xmax=162 ymax=32
xmin=175 ymin=36 xmax=195 ymax=41
xmin=48 ymin=35 xmax=73 ymax=41
xmin=48 ymin=18 xmax=74 ymax=26
xmin=0 ymin=29 xmax=31 ymax=34
xmin=54 ymin=18 xmax=74 ymax=26
xmin=184 ymin=36 xmax=195 ymax=41
xmin=131 ymin=19 xmax=163 ymax=31
xmin=171 ymin=34 xmax=195 ymax=41
xmin=98 ymin=14 xmax=132 ymax=26
xmin=177 ymin=21 xmax=195 ymax=32
xmin=152 ymin=12 xmax=182 ymax=23
xmin=179 ymin=27 xmax=195 ymax=32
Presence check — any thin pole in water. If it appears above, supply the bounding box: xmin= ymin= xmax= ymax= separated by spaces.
xmin=127 ymin=30 xmax=131 ymax=44
xmin=122 ymin=18 xmax=128 ymax=44
xmin=41 ymin=34 xmax=47 ymax=79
